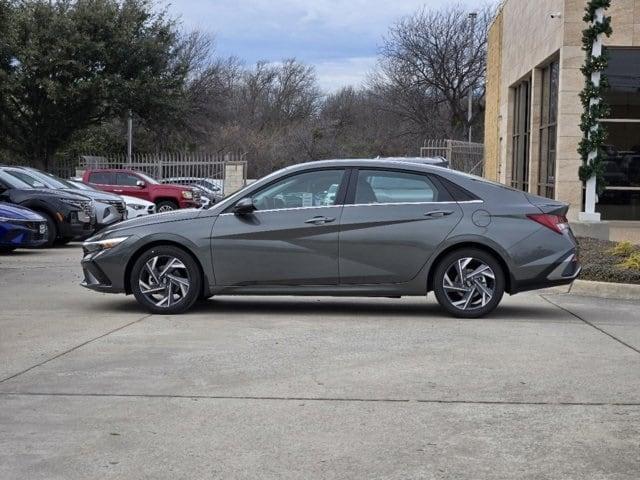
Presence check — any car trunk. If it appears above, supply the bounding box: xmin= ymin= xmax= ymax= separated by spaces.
xmin=524 ymin=192 xmax=569 ymax=216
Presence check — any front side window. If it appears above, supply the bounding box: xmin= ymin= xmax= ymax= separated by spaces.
xmin=252 ymin=169 xmax=345 ymax=211
xmin=355 ymin=170 xmax=444 ymax=204
xmin=117 ymin=173 xmax=142 ymax=186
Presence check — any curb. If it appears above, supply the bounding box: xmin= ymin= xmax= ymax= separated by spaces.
xmin=565 ymin=279 xmax=640 ymax=301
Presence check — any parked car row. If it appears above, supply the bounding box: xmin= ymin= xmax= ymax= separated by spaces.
xmin=0 ymin=165 xmax=222 ymax=252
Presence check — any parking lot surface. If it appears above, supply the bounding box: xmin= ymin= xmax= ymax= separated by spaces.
xmin=1 ymin=247 xmax=639 ymax=479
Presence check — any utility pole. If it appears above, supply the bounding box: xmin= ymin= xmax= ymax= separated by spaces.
xmin=127 ymin=109 xmax=133 ymax=165
xmin=467 ymin=12 xmax=477 ymax=143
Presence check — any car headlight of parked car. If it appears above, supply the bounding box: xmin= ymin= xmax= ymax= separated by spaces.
xmin=129 ymin=203 xmax=146 ymax=210
xmin=82 ymin=236 xmax=129 ymax=254
xmin=181 ymin=190 xmax=193 ymax=200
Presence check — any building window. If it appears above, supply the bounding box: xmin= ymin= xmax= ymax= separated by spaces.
xmin=538 ymin=60 xmax=559 ymax=199
xmin=597 ymin=48 xmax=640 ymax=221
xmin=511 ymin=79 xmax=531 ymax=191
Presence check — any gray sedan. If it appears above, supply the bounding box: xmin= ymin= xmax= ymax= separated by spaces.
xmin=80 ymin=159 xmax=580 ymax=317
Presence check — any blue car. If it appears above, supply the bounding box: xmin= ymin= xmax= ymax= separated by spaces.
xmin=0 ymin=202 xmax=49 ymax=252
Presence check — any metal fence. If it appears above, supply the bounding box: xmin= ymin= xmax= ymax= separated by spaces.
xmin=78 ymin=152 xmax=243 ymax=181
xmin=420 ymin=139 xmax=484 ymax=175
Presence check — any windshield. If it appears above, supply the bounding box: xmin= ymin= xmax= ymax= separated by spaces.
xmin=31 ymin=170 xmax=77 ymax=189
xmin=0 ymin=170 xmax=35 ymax=189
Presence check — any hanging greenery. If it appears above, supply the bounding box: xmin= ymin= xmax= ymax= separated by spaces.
xmin=578 ymin=0 xmax=612 ymax=194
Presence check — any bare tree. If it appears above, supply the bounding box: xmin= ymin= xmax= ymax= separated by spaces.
xmin=373 ymin=3 xmax=494 ymax=141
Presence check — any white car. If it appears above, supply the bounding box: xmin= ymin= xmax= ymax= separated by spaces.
xmin=120 ymin=195 xmax=156 ymax=218
xmin=68 ymin=180 xmax=156 ymax=219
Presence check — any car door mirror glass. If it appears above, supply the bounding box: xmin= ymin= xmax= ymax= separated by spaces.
xmin=136 ymin=180 xmax=145 ymax=188
xmin=233 ymin=197 xmax=256 ymax=215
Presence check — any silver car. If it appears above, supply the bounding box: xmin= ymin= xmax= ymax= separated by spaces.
xmin=81 ymin=159 xmax=580 ymax=317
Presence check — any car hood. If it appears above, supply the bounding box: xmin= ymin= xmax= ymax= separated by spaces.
xmin=120 ymin=195 xmax=154 ymax=206
xmin=60 ymin=188 xmax=121 ymax=202
xmin=102 ymin=208 xmax=204 ymax=234
xmin=6 ymin=188 xmax=92 ymax=203
xmin=0 ymin=202 xmax=44 ymax=221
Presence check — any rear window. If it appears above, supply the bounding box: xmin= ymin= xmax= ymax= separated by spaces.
xmin=89 ymin=172 xmax=114 ymax=184
xmin=355 ymin=170 xmax=449 ymax=204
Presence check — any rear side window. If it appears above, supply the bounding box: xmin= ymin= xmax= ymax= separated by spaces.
xmin=116 ymin=173 xmax=141 ymax=186
xmin=355 ymin=170 xmax=448 ymax=204
xmin=89 ymin=172 xmax=114 ymax=184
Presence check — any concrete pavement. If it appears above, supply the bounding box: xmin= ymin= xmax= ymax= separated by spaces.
xmin=1 ymin=247 xmax=639 ymax=479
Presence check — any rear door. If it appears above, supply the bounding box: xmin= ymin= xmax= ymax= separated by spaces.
xmin=87 ymin=171 xmax=117 ymax=194
xmin=339 ymin=168 xmax=463 ymax=284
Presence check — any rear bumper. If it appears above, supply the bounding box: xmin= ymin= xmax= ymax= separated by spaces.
xmin=512 ymin=251 xmax=581 ymax=294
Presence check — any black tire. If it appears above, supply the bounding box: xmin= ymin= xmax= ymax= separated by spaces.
xmin=130 ymin=245 xmax=202 ymax=314
xmin=0 ymin=246 xmax=16 ymax=254
xmin=433 ymin=248 xmax=505 ymax=318
xmin=156 ymin=200 xmax=178 ymax=212
xmin=55 ymin=237 xmax=73 ymax=246
xmin=37 ymin=211 xmax=58 ymax=248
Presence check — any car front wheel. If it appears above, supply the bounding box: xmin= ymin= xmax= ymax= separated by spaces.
xmin=433 ymin=248 xmax=505 ymax=318
xmin=156 ymin=200 xmax=178 ymax=212
xmin=130 ymin=245 xmax=202 ymax=314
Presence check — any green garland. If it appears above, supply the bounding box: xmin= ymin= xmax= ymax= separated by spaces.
xmin=578 ymin=0 xmax=612 ymax=195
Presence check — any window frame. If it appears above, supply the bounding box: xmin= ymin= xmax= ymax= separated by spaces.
xmin=538 ymin=59 xmax=559 ymax=198
xmin=345 ymin=168 xmax=454 ymax=206
xmin=511 ymin=78 xmax=531 ymax=191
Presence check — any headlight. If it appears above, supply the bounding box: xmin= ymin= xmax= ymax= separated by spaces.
xmin=82 ymin=236 xmax=129 ymax=253
xmin=181 ymin=190 xmax=193 ymax=200
xmin=130 ymin=204 xmax=145 ymax=210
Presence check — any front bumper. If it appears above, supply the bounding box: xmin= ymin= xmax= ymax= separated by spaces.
xmin=0 ymin=220 xmax=49 ymax=248
xmin=80 ymin=238 xmax=134 ymax=293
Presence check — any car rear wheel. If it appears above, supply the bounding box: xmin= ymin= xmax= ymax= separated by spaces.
xmin=130 ymin=245 xmax=201 ymax=314
xmin=156 ymin=200 xmax=178 ymax=212
xmin=433 ymin=248 xmax=505 ymax=318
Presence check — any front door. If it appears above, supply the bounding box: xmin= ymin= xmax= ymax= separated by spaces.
xmin=212 ymin=168 xmax=348 ymax=286
xmin=339 ymin=168 xmax=463 ymax=284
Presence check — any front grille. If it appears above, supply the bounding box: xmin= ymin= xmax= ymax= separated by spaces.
xmin=192 ymin=190 xmax=201 ymax=202
xmin=80 ymin=201 xmax=93 ymax=218
xmin=105 ymin=200 xmax=126 ymax=214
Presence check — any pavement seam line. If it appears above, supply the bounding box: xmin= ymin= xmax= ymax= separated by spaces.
xmin=0 ymin=391 xmax=638 ymax=406
xmin=0 ymin=314 xmax=152 ymax=384
xmin=541 ymin=294 xmax=640 ymax=355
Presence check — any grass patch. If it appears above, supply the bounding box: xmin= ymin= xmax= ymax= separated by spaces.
xmin=577 ymin=237 xmax=640 ymax=285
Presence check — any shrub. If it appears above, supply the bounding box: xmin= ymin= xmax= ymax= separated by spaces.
xmin=609 ymin=241 xmax=637 ymax=257
xmin=618 ymin=252 xmax=640 ymax=271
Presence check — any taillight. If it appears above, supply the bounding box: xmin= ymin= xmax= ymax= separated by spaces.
xmin=527 ymin=213 xmax=569 ymax=235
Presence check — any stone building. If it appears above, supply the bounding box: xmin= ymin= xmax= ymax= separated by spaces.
xmin=483 ymin=0 xmax=640 ymax=237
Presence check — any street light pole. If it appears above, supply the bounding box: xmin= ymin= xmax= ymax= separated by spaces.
xmin=467 ymin=12 xmax=477 ymax=143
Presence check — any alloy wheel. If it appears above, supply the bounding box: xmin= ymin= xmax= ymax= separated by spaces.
xmin=157 ymin=205 xmax=175 ymax=213
xmin=442 ymin=257 xmax=496 ymax=311
xmin=138 ymin=255 xmax=191 ymax=307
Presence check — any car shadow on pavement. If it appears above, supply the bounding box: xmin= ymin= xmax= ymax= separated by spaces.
xmin=182 ymin=297 xmax=557 ymax=321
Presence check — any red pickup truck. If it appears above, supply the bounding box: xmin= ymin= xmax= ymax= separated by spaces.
xmin=83 ymin=169 xmax=200 ymax=212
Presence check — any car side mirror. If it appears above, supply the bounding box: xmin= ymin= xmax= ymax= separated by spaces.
xmin=233 ymin=197 xmax=256 ymax=215
xmin=136 ymin=180 xmax=145 ymax=188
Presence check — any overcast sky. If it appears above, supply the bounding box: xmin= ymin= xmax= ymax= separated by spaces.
xmin=163 ymin=0 xmax=487 ymax=91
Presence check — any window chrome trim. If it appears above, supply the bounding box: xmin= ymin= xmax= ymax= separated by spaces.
xmin=219 ymin=205 xmax=343 ymax=216
xmin=218 ymin=200 xmax=483 ymax=216
xmin=343 ymin=200 xmax=483 ymax=207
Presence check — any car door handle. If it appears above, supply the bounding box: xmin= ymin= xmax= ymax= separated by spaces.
xmin=304 ymin=216 xmax=336 ymax=225
xmin=424 ymin=210 xmax=454 ymax=218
